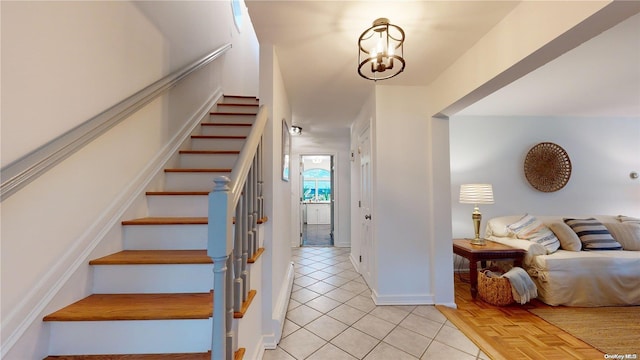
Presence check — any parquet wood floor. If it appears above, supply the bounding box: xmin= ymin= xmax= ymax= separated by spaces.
xmin=436 ymin=273 xmax=605 ymax=360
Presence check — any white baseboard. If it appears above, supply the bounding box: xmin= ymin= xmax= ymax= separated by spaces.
xmin=263 ymin=261 xmax=294 ymax=349
xmin=349 ymin=253 xmax=360 ymax=273
xmin=436 ymin=302 xmax=458 ymax=309
xmin=371 ymin=288 xmax=435 ymax=305
xmin=1 ymin=89 xmax=223 ymax=358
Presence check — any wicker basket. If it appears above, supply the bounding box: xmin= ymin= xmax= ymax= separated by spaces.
xmin=478 ymin=269 xmax=514 ymax=306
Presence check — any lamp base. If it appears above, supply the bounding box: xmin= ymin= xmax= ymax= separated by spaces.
xmin=469 ymin=237 xmax=486 ymax=246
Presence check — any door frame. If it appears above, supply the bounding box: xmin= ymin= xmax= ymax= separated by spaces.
xmin=297 ymin=153 xmax=337 ymax=247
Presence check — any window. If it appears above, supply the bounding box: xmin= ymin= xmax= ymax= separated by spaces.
xmin=302 ymin=168 xmax=331 ymax=202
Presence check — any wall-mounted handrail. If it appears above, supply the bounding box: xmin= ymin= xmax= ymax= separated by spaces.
xmin=0 ymin=43 xmax=232 ymax=201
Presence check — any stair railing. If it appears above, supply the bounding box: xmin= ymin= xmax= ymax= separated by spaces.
xmin=208 ymin=105 xmax=267 ymax=360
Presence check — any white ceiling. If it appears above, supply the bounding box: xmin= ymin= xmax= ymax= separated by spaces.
xmin=458 ymin=11 xmax=640 ymax=117
xmin=246 ymin=1 xmax=640 ymax=135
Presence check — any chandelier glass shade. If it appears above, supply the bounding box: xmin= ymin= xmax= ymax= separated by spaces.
xmin=358 ymin=18 xmax=405 ymax=81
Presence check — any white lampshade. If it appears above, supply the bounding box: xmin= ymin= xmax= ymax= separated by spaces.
xmin=459 ymin=184 xmax=494 ymax=205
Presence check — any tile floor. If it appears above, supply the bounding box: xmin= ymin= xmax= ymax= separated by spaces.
xmin=302 ymin=224 xmax=333 ymax=246
xmin=263 ymin=247 xmax=489 ymax=360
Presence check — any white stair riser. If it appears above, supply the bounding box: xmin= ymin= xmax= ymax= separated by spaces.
xmin=93 ymin=264 xmax=213 ymax=293
xmin=222 ymin=97 xmax=258 ymax=105
xmin=147 ymin=195 xmax=208 ymax=217
xmin=200 ymin=125 xmax=252 ymax=137
xmin=123 ymin=224 xmax=207 ymax=250
xmin=215 ymin=104 xmax=258 ymax=113
xmin=179 ymin=153 xmax=238 ymax=169
xmin=207 ymin=114 xmax=255 ymax=123
xmin=191 ymin=138 xmax=245 ymax=151
xmin=164 ymin=172 xmax=230 ymax=191
xmin=48 ymin=319 xmax=211 ymax=355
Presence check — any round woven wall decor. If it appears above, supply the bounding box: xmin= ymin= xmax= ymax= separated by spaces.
xmin=524 ymin=142 xmax=571 ymax=192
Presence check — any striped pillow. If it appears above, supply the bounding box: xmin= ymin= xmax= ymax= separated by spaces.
xmin=564 ymin=218 xmax=623 ymax=250
xmin=508 ymin=214 xmax=560 ymax=253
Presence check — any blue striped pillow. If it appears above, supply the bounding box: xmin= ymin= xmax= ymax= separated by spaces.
xmin=508 ymin=214 xmax=560 ymax=253
xmin=564 ymin=218 xmax=622 ymax=250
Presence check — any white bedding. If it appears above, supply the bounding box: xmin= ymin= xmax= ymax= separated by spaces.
xmin=486 ymin=215 xmax=640 ymax=306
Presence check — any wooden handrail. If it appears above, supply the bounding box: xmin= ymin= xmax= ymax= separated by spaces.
xmin=0 ymin=43 xmax=232 ymax=201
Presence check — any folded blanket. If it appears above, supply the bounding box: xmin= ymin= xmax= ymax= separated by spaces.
xmin=503 ymin=267 xmax=538 ymax=304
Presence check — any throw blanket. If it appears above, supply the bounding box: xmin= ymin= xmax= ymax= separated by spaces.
xmin=503 ymin=267 xmax=538 ymax=304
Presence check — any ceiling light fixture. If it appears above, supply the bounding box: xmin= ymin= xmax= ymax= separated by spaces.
xmin=358 ymin=18 xmax=405 ymax=81
xmin=290 ymin=125 xmax=302 ymax=135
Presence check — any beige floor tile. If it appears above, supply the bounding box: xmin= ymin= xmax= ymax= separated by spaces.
xmin=287 ymin=304 xmax=323 ymax=327
xmin=383 ymin=326 xmax=432 ymax=358
xmin=281 ymin=319 xmax=300 ymax=338
xmin=399 ymin=313 xmax=442 ymax=339
xmin=306 ymin=343 xmax=357 ymax=360
xmin=307 ymin=270 xmax=333 ymax=281
xmin=411 ymin=305 xmax=447 ymax=324
xmin=330 ymin=327 xmax=379 ymax=359
xmin=290 ymin=288 xmax=320 ymax=303
xmin=324 ymin=287 xmax=358 ymax=302
xmin=287 ymin=299 xmax=302 ymax=311
xmin=327 ymin=304 xmax=367 ymax=325
xmin=369 ymin=305 xmax=411 ymax=324
xmin=305 ymin=295 xmax=342 ymax=313
xmin=262 ymin=347 xmax=296 ymax=360
xmin=324 ymin=275 xmax=352 ymax=287
xmin=433 ymin=323 xmax=479 ymax=356
xmin=306 ymin=281 xmax=336 ymax=295
xmin=278 ymin=328 xmax=326 ymax=359
xmin=352 ymin=314 xmax=395 ymax=340
xmin=293 ymin=275 xmax=318 ymax=287
xmin=305 ymin=314 xmax=349 ymax=341
xmin=345 ymin=294 xmax=376 ymax=313
xmin=420 ymin=340 xmax=476 ymax=360
xmin=336 ymin=269 xmax=361 ymax=280
xmin=364 ymin=342 xmax=418 ymax=360
xmin=339 ymin=280 xmax=369 ymax=294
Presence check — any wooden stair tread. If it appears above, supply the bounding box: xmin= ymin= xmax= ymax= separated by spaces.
xmin=89 ymin=250 xmax=211 ymax=265
xmin=179 ymin=150 xmax=240 ymax=154
xmin=217 ymin=103 xmax=258 ymax=107
xmin=191 ymin=135 xmax=246 ymax=139
xmin=164 ymin=168 xmax=232 ymax=173
xmin=247 ymin=248 xmax=264 ymax=264
xmin=201 ymin=123 xmax=253 ymax=127
xmin=122 ymin=217 xmax=208 ymax=225
xmin=145 ymin=191 xmax=209 ymax=196
xmin=44 ymin=348 xmax=245 ymax=359
xmin=43 ymin=293 xmax=213 ymax=321
xmin=234 ymin=290 xmax=256 ymax=319
xmin=209 ymin=112 xmax=256 ymax=116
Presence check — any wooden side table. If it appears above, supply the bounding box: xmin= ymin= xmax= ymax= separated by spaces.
xmin=452 ymin=239 xmax=526 ymax=299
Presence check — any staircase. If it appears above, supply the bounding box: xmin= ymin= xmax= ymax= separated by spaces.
xmin=43 ymin=96 xmax=263 ymax=360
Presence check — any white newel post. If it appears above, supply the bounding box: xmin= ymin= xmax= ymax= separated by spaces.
xmin=208 ymin=176 xmax=235 ymax=360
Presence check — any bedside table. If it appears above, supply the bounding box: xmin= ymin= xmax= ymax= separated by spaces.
xmin=452 ymin=239 xmax=526 ymax=299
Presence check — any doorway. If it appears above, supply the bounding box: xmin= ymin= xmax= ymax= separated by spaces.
xmin=299 ymin=155 xmax=334 ymax=246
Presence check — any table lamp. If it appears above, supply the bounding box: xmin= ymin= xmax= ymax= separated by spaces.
xmin=459 ymin=184 xmax=494 ymax=245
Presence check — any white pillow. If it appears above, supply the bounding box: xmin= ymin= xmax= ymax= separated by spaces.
xmin=549 ymin=222 xmax=581 ymax=251
xmin=605 ymin=222 xmax=640 ymax=251
xmin=508 ymin=214 xmax=560 ymax=254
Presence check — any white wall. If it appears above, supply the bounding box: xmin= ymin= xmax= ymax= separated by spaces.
xmin=1 ymin=1 xmax=259 ymax=358
xmin=370 ymin=86 xmax=435 ymax=304
xmin=450 ymin=116 xmax=640 ymax=238
xmin=291 ymin=132 xmax=351 ymax=247
xmin=258 ymin=44 xmax=294 ymax=347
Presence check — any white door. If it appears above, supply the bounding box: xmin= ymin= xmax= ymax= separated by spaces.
xmin=359 ymin=128 xmax=373 ymax=285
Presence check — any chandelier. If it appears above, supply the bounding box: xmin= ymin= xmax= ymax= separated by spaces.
xmin=357 ymin=18 xmax=406 ymax=81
